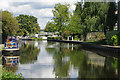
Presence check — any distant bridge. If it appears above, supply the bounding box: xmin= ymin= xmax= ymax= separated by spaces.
xmin=37 ymin=31 xmax=59 ymax=36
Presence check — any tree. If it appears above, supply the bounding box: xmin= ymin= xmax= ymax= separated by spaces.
xmin=69 ymin=2 xmax=116 ymax=41
xmin=44 ymin=21 xmax=57 ymax=32
xmin=16 ymin=15 xmax=40 ymax=36
xmin=1 ymin=11 xmax=19 ymax=43
xmin=106 ymin=2 xmax=117 ymax=31
xmin=52 ymin=3 xmax=70 ymax=36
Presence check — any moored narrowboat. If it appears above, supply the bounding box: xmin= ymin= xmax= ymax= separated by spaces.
xmin=3 ymin=36 xmax=20 ymax=51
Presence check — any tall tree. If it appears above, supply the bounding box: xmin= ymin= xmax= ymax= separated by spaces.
xmin=1 ymin=11 xmax=19 ymax=43
xmin=52 ymin=3 xmax=70 ymax=36
xmin=106 ymin=2 xmax=117 ymax=31
xmin=16 ymin=15 xmax=40 ymax=36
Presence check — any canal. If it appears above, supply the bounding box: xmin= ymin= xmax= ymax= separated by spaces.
xmin=2 ymin=40 xmax=119 ymax=78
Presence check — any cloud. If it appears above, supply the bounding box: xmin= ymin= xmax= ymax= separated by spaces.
xmin=0 ymin=0 xmax=78 ymax=29
xmin=10 ymin=2 xmax=55 ymax=9
xmin=30 ymin=2 xmax=55 ymax=9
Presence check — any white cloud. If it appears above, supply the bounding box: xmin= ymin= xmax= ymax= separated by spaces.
xmin=0 ymin=0 xmax=78 ymax=29
xmin=0 ymin=1 xmax=9 ymax=9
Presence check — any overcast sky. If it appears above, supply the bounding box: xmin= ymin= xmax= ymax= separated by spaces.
xmin=0 ymin=0 xmax=118 ymax=29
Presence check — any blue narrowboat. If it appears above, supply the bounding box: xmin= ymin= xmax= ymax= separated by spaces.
xmin=3 ymin=36 xmax=20 ymax=51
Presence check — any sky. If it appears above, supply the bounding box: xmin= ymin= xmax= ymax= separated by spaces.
xmin=0 ymin=0 xmax=80 ymax=29
xmin=0 ymin=0 xmax=118 ymax=29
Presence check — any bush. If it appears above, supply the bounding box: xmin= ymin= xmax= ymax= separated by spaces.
xmin=111 ymin=35 xmax=118 ymax=46
xmin=47 ymin=37 xmax=60 ymax=40
xmin=2 ymin=70 xmax=24 ymax=79
xmin=106 ymin=31 xmax=119 ymax=45
xmin=87 ymin=32 xmax=105 ymax=41
xmin=0 ymin=56 xmax=24 ymax=79
xmin=95 ymin=32 xmax=105 ymax=40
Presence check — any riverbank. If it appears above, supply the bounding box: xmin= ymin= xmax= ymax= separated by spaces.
xmin=22 ymin=38 xmax=43 ymax=41
xmin=47 ymin=40 xmax=120 ymax=58
xmin=48 ymin=39 xmax=120 ymax=49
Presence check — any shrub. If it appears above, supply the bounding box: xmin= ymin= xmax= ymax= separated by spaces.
xmin=106 ymin=31 xmax=119 ymax=45
xmin=2 ymin=70 xmax=24 ymax=79
xmin=95 ymin=32 xmax=105 ymax=40
xmin=0 ymin=56 xmax=24 ymax=79
xmin=47 ymin=37 xmax=60 ymax=40
xmin=111 ymin=35 xmax=118 ymax=46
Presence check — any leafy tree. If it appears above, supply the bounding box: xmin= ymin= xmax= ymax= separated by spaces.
xmin=69 ymin=2 xmax=117 ymax=41
xmin=1 ymin=11 xmax=19 ymax=43
xmin=52 ymin=3 xmax=70 ymax=36
xmin=16 ymin=15 xmax=40 ymax=36
xmin=44 ymin=21 xmax=57 ymax=32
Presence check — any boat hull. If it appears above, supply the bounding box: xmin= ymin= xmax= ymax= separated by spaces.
xmin=3 ymin=48 xmax=19 ymax=51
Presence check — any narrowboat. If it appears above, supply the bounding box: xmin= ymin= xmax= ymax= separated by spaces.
xmin=3 ymin=36 xmax=20 ymax=51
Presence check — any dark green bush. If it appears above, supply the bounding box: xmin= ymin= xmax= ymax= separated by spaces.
xmin=117 ymin=32 xmax=120 ymax=44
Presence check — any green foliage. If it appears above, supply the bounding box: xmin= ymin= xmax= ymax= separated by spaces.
xmin=16 ymin=15 xmax=40 ymax=36
xmin=62 ymin=30 xmax=70 ymax=39
xmin=2 ymin=70 xmax=24 ymax=79
xmin=44 ymin=21 xmax=57 ymax=32
xmin=52 ymin=3 xmax=70 ymax=36
xmin=106 ymin=31 xmax=118 ymax=45
xmin=1 ymin=11 xmax=19 ymax=43
xmin=95 ymin=32 xmax=105 ymax=40
xmin=47 ymin=37 xmax=60 ymax=40
xmin=0 ymin=55 xmax=24 ymax=79
xmin=45 ymin=2 xmax=117 ymax=41
xmin=111 ymin=35 xmax=118 ymax=46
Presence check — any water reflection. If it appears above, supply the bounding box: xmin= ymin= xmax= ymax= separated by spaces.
xmin=2 ymin=55 xmax=20 ymax=72
xmin=46 ymin=42 xmax=118 ymax=78
xmin=20 ymin=41 xmax=40 ymax=64
xmin=2 ymin=41 xmax=119 ymax=78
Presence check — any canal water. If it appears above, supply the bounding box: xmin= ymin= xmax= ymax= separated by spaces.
xmin=2 ymin=40 xmax=119 ymax=78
